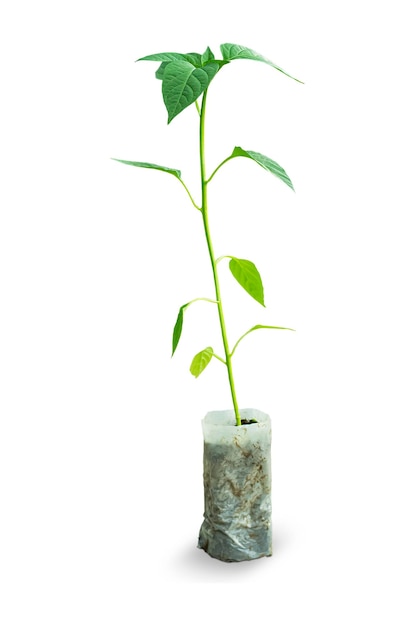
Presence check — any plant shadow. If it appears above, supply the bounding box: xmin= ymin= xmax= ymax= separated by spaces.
xmin=170 ymin=527 xmax=292 ymax=583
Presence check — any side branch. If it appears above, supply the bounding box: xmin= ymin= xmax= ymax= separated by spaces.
xmin=178 ymin=178 xmax=201 ymax=210
xmin=206 ymin=156 xmax=235 ymax=183
xmin=215 ymin=255 xmax=232 ymax=265
xmin=230 ymin=325 xmax=295 ymax=357
xmin=212 ymin=352 xmax=227 ymax=365
xmin=186 ymin=297 xmax=219 ymax=308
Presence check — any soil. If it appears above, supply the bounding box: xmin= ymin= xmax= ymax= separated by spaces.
xmin=240 ymin=418 xmax=258 ymax=425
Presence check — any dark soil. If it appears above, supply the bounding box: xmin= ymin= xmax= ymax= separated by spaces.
xmin=240 ymin=418 xmax=258 ymax=425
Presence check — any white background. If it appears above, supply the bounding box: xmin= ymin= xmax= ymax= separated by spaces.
xmin=1 ymin=0 xmax=416 ymax=622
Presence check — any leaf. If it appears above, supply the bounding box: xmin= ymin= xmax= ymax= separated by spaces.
xmin=220 ymin=43 xmax=303 ymax=83
xmin=206 ymin=59 xmax=231 ymax=69
xmin=172 ymin=306 xmax=185 ymax=356
xmin=155 ymin=59 xmax=228 ymax=82
xmin=138 ymin=52 xmax=188 ymax=63
xmin=183 ymin=52 xmax=203 ymax=67
xmin=229 ymin=257 xmax=265 ymax=306
xmin=201 ymin=46 xmax=215 ymax=64
xmin=137 ymin=52 xmax=202 ymax=65
xmin=230 ymin=147 xmax=294 ymax=191
xmin=190 ymin=347 xmax=214 ymax=377
xmin=162 ymin=60 xmax=219 ymax=123
xmin=111 ymin=158 xmax=181 ymax=179
xmin=155 ymin=62 xmax=168 ymax=80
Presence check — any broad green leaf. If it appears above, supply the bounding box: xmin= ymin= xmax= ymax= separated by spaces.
xmin=201 ymin=46 xmax=215 ymax=64
xmin=155 ymin=62 xmax=168 ymax=80
xmin=138 ymin=51 xmax=203 ymax=82
xmin=220 ymin=43 xmax=303 ymax=83
xmin=190 ymin=347 xmax=214 ymax=377
xmin=206 ymin=59 xmax=231 ymax=69
xmin=162 ymin=60 xmax=219 ymax=123
xmin=183 ymin=52 xmax=203 ymax=67
xmin=230 ymin=147 xmax=294 ymax=191
xmin=229 ymin=257 xmax=265 ymax=306
xmin=138 ymin=52 xmax=188 ymax=63
xmin=111 ymin=158 xmax=181 ymax=179
xmin=137 ymin=52 xmax=202 ymax=66
xmin=155 ymin=58 xmax=227 ymax=81
xmin=172 ymin=305 xmax=185 ymax=356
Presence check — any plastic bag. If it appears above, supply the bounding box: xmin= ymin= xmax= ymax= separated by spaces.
xmin=198 ymin=408 xmax=272 ymax=562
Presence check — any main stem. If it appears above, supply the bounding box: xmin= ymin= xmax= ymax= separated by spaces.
xmin=199 ymin=90 xmax=241 ymax=427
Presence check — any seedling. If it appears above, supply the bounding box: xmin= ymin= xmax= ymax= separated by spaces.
xmin=114 ymin=43 xmax=302 ymax=426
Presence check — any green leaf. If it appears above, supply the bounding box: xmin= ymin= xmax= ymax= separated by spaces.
xmin=155 ymin=62 xmax=168 ymax=80
xmin=190 ymin=347 xmax=214 ymax=377
xmin=220 ymin=43 xmax=303 ymax=83
xmin=183 ymin=52 xmax=203 ymax=67
xmin=206 ymin=59 xmax=231 ymax=69
xmin=172 ymin=306 xmax=185 ymax=356
xmin=137 ymin=52 xmax=202 ymax=65
xmin=162 ymin=60 xmax=219 ymax=123
xmin=201 ymin=46 xmax=215 ymax=64
xmin=229 ymin=257 xmax=265 ymax=306
xmin=111 ymin=158 xmax=181 ymax=179
xmin=230 ymin=147 xmax=294 ymax=191
xmin=138 ymin=51 xmax=203 ymax=82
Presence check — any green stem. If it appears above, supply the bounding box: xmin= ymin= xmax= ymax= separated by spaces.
xmin=199 ymin=90 xmax=241 ymax=427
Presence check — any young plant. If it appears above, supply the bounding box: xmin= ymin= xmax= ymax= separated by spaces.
xmin=114 ymin=43 xmax=302 ymax=426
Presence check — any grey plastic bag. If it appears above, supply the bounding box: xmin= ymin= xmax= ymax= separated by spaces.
xmin=198 ymin=408 xmax=272 ymax=562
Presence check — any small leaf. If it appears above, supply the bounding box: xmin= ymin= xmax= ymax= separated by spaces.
xmin=172 ymin=306 xmax=185 ymax=356
xmin=230 ymin=147 xmax=294 ymax=191
xmin=112 ymin=159 xmax=181 ymax=179
xmin=220 ymin=43 xmax=303 ymax=83
xmin=229 ymin=257 xmax=265 ymax=306
xmin=190 ymin=347 xmax=214 ymax=377
xmin=162 ymin=60 xmax=219 ymax=123
xmin=201 ymin=46 xmax=215 ymax=64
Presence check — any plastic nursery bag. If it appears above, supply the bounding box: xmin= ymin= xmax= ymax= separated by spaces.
xmin=198 ymin=408 xmax=272 ymax=562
